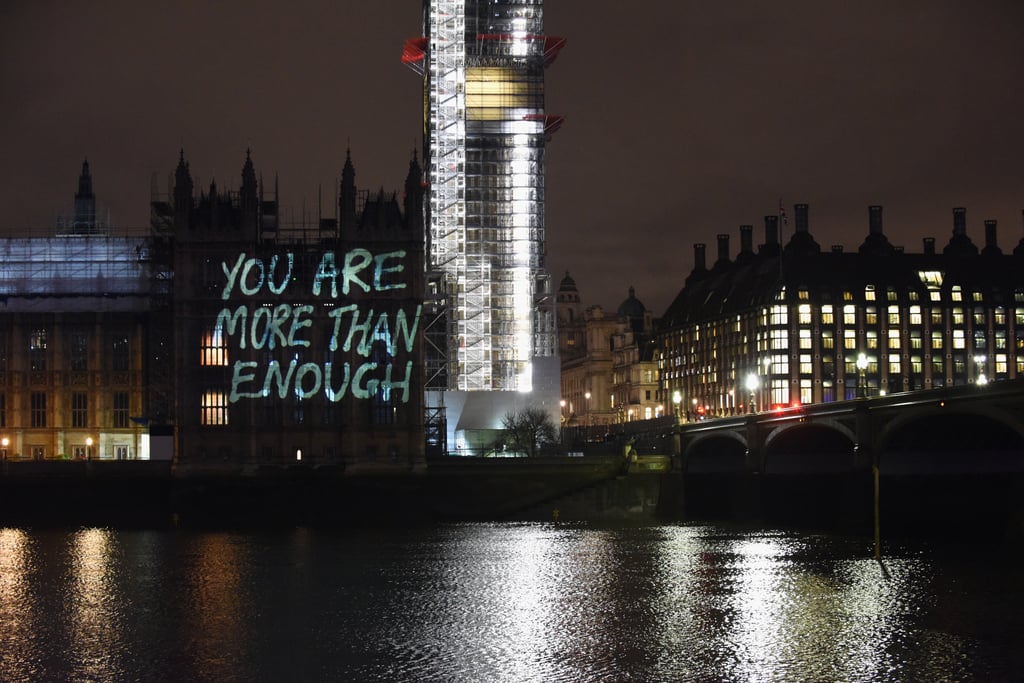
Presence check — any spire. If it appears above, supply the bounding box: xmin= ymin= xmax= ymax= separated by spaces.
xmin=340 ymin=147 xmax=357 ymax=233
xmin=240 ymin=149 xmax=258 ymax=233
xmin=77 ymin=158 xmax=93 ymax=197
xmin=403 ymin=148 xmax=424 ymax=233
xmin=73 ymin=158 xmax=97 ymax=231
xmin=173 ymin=149 xmax=194 ymax=230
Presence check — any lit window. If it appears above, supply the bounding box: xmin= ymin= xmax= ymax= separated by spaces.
xmin=843 ymin=305 xmax=856 ymax=326
xmin=844 ymin=330 xmax=856 ymax=350
xmin=799 ymin=329 xmax=812 ymax=349
xmin=865 ymin=286 xmax=876 ymax=301
xmin=909 ymin=306 xmax=922 ymax=325
xmin=888 ymin=330 xmax=901 ymax=349
xmin=888 ymin=354 xmax=901 ymax=374
xmin=951 ymin=286 xmax=962 ymax=302
xmin=952 ymin=330 xmax=965 ymax=349
xmin=887 ymin=306 xmax=900 ymax=325
xmin=952 ymin=308 xmax=964 ymax=325
xmin=866 ymin=331 xmax=878 ymax=349
xmin=201 ymin=391 xmax=229 ymax=426
xmin=798 ymin=304 xmax=812 ymax=325
xmin=201 ymin=326 xmax=228 ymax=366
xmin=865 ymin=307 xmax=878 ymax=326
xmin=932 ymin=331 xmax=944 ymax=350
xmin=821 ymin=305 xmax=834 ymax=324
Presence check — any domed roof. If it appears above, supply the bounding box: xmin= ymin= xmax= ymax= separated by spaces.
xmin=617 ymin=286 xmax=646 ymax=319
xmin=558 ymin=271 xmax=577 ymax=292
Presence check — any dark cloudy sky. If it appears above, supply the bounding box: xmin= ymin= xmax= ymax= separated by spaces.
xmin=2 ymin=1 xmax=1023 ymax=315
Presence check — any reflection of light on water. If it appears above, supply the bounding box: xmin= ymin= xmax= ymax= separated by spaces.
xmin=503 ymin=526 xmax=558 ymax=681
xmin=69 ymin=528 xmax=122 ymax=680
xmin=186 ymin=533 xmax=248 ymax=678
xmin=0 ymin=529 xmax=30 ymax=642
xmin=408 ymin=523 xmax=623 ymax=681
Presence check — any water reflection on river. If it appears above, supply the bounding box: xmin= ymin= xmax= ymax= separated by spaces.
xmin=1 ymin=523 xmax=1020 ymax=682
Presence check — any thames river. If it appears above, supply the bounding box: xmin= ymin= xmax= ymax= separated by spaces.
xmin=1 ymin=522 xmax=1021 ymax=682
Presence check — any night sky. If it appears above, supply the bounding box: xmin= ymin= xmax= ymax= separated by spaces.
xmin=2 ymin=1 xmax=1023 ymax=315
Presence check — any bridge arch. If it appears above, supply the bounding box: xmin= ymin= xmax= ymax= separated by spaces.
xmin=683 ymin=432 xmax=747 ymax=473
xmin=878 ymin=407 xmax=1024 ymax=474
xmin=763 ymin=422 xmax=857 ymax=473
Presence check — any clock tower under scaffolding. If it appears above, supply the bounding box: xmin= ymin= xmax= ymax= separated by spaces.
xmin=404 ymin=1 xmax=564 ymax=454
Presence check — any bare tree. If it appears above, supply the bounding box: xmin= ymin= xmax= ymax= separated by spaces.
xmin=494 ymin=407 xmax=559 ymax=457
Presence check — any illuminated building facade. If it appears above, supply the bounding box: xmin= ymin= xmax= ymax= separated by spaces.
xmin=658 ymin=205 xmax=1024 ymax=422
xmin=557 ymin=275 xmax=661 ymax=430
xmin=0 ymin=166 xmax=155 ymax=461
xmin=157 ymin=150 xmax=426 ymax=470
xmin=404 ymin=1 xmax=564 ymax=453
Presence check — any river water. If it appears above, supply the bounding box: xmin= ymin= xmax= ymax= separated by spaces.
xmin=1 ymin=522 xmax=1021 ymax=682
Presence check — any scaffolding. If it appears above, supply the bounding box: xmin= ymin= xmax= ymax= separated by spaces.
xmin=0 ymin=236 xmax=150 ymax=298
xmin=423 ymin=0 xmax=561 ymax=393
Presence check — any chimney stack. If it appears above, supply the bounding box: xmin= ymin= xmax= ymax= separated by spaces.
xmin=868 ymin=205 xmax=883 ymax=235
xmin=716 ymin=233 xmax=731 ymax=266
xmin=739 ymin=225 xmax=753 ymax=254
xmin=693 ymin=243 xmax=706 ymax=272
xmin=953 ymin=207 xmax=967 ymax=236
xmin=923 ymin=237 xmax=936 ymax=255
xmin=794 ymin=203 xmax=809 ymax=233
xmin=764 ymin=215 xmax=779 ymax=245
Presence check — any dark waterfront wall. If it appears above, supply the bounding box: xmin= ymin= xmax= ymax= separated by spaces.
xmin=3 ymin=458 xmax=1023 ymax=540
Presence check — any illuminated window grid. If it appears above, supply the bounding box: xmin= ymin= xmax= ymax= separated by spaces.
xmin=201 ymin=391 xmax=229 ymax=426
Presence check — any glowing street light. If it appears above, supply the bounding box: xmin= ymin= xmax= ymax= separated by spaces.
xmin=745 ymin=373 xmax=759 ymax=413
xmin=856 ymin=353 xmax=869 ymax=398
xmin=86 ymin=436 xmax=94 ymax=461
xmin=974 ymin=355 xmax=988 ymax=386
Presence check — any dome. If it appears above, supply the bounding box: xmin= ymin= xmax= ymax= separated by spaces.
xmin=558 ymin=271 xmax=577 ymax=292
xmin=617 ymin=286 xmax=646 ymax=320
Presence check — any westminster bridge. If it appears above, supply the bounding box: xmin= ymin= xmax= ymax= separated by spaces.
xmin=561 ymin=379 xmax=1024 ymax=532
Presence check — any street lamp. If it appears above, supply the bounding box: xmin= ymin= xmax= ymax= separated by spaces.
xmin=745 ymin=373 xmax=759 ymax=413
xmin=974 ymin=355 xmax=988 ymax=385
xmin=1 ymin=437 xmax=8 ymax=461
xmin=86 ymin=436 xmax=94 ymax=461
xmin=856 ymin=353 xmax=868 ymax=398
xmin=584 ymin=391 xmax=591 ymax=425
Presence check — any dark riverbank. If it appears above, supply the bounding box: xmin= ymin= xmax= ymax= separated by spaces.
xmin=2 ymin=459 xmax=1022 ymax=543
